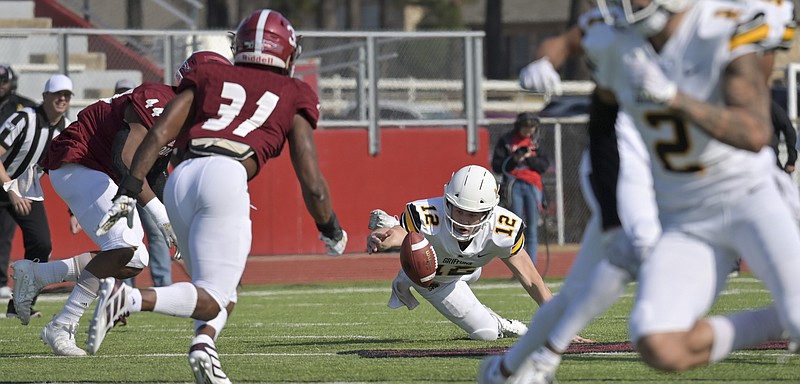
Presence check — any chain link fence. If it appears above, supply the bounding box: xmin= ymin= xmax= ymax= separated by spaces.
xmin=0 ymin=27 xmax=593 ymax=244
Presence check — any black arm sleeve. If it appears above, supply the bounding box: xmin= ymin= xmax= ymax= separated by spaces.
xmin=772 ymin=100 xmax=797 ymax=167
xmin=491 ymin=133 xmax=513 ymax=174
xmin=587 ymin=92 xmax=621 ymax=230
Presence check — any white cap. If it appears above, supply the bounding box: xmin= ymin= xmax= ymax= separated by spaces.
xmin=114 ymin=79 xmax=136 ymax=92
xmin=44 ymin=74 xmax=73 ymax=94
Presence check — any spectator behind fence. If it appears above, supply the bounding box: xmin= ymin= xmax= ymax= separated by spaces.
xmin=0 ymin=64 xmax=37 ymax=300
xmin=2 ymin=74 xmax=73 ymax=318
xmin=491 ymin=112 xmax=549 ymax=265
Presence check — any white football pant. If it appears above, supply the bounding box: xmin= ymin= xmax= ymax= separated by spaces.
xmin=163 ymin=156 xmax=251 ymax=311
xmin=49 ymin=163 xmax=149 ymax=268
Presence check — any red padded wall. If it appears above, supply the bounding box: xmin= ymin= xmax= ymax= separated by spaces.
xmin=12 ymin=127 xmax=490 ymax=259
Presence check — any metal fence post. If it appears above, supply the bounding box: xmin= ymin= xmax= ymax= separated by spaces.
xmin=367 ymin=35 xmax=379 ymax=156
xmin=554 ymin=122 xmax=565 ymax=245
xmin=464 ymin=35 xmax=477 ymax=154
xmin=58 ymin=31 xmax=68 ymax=75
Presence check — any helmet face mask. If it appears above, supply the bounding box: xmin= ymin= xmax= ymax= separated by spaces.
xmin=598 ymin=0 xmax=692 ymax=36
xmin=230 ymin=9 xmax=300 ymax=75
xmin=443 ymin=165 xmax=499 ymax=241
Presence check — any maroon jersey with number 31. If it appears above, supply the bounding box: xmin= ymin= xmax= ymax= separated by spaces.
xmin=175 ymin=62 xmax=320 ymax=177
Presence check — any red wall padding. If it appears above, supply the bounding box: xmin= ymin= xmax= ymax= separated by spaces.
xmin=11 ymin=127 xmax=490 ymax=259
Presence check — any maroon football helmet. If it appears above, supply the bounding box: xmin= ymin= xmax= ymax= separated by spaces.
xmin=174 ymin=50 xmax=231 ymax=85
xmin=230 ymin=9 xmax=300 ymax=75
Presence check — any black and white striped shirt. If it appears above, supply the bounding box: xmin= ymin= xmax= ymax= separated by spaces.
xmin=0 ymin=105 xmax=68 ymax=179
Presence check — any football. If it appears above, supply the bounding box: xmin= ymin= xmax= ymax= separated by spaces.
xmin=400 ymin=232 xmax=438 ymax=287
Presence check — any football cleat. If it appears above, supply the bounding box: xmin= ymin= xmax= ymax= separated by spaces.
xmin=189 ymin=342 xmax=232 ymax=384
xmin=478 ymin=354 xmax=556 ymax=384
xmin=41 ymin=320 xmax=87 ymax=356
xmin=368 ymin=209 xmax=400 ymax=230
xmin=87 ymin=278 xmax=131 ymax=354
xmin=500 ymin=318 xmax=528 ymax=338
xmin=320 ymin=230 xmax=348 ymax=256
xmin=11 ymin=259 xmax=44 ymax=325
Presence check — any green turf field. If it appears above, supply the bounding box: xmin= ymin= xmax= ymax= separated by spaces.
xmin=0 ymin=276 xmax=797 ymax=383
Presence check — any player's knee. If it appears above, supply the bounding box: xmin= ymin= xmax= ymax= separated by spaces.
xmin=637 ymin=335 xmax=693 ymax=372
xmin=470 ymin=328 xmax=500 ymax=341
xmin=194 ymin=288 xmax=224 ymax=321
xmin=114 ymin=266 xmax=143 ymax=279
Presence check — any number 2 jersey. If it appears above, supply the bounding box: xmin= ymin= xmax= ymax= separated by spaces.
xmin=174 ymin=62 xmax=320 ymax=178
xmin=41 ymin=83 xmax=176 ymax=183
xmin=400 ymin=196 xmax=526 ymax=283
xmin=584 ymin=0 xmax=777 ymax=213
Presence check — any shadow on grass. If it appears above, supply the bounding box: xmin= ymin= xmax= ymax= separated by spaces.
xmin=342 ymin=341 xmax=789 ymax=358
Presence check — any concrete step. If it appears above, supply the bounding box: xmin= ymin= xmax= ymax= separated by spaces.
xmin=0 ymin=18 xmax=52 ymax=28
xmin=29 ymin=52 xmax=107 ymax=71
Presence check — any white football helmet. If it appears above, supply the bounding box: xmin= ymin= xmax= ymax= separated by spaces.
xmin=443 ymin=165 xmax=499 ymax=241
xmin=598 ymin=0 xmax=692 ymax=36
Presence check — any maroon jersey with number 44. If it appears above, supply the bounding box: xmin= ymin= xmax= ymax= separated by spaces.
xmin=41 ymin=83 xmax=176 ymax=183
xmin=175 ymin=62 xmax=320 ymax=177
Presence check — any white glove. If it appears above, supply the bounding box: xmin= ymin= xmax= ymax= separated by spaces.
xmin=519 ymin=58 xmax=563 ymax=95
xmin=142 ymin=199 xmax=181 ymax=259
xmin=368 ymin=209 xmax=400 ymax=230
xmin=96 ymin=195 xmax=137 ymax=236
xmin=320 ymin=230 xmax=348 ymax=256
xmin=626 ymin=49 xmax=677 ymax=105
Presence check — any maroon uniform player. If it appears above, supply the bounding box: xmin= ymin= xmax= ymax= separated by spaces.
xmin=10 ymin=52 xmax=230 ymax=357
xmin=89 ymin=10 xmax=347 ymax=384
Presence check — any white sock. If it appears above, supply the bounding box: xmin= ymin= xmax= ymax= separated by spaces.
xmin=195 ymin=308 xmax=229 ymax=341
xmin=191 ymin=333 xmax=215 ymax=347
xmin=549 ymin=261 xmax=630 ymax=352
xmin=708 ymin=306 xmax=783 ymax=363
xmin=54 ymin=271 xmax=101 ymax=325
xmin=152 ymin=282 xmax=198 ymax=317
xmin=34 ymin=260 xmax=69 ymax=285
xmin=129 ymin=289 xmax=143 ymax=313
xmin=504 ymin=293 xmax=568 ymax=373
xmin=36 ymin=252 xmax=93 ymax=285
xmin=531 ymin=346 xmax=562 ymax=366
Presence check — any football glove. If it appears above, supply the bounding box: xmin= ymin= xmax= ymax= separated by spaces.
xmin=368 ymin=209 xmax=400 ymax=230
xmin=519 ymin=57 xmax=563 ymax=95
xmin=96 ymin=195 xmax=137 ymax=236
xmin=320 ymin=230 xmax=348 ymax=256
xmin=626 ymin=48 xmax=677 ymax=105
xmin=141 ymin=199 xmax=181 ymax=258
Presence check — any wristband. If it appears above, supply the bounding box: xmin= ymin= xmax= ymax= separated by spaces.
xmin=118 ymin=175 xmax=144 ymax=197
xmin=142 ymin=198 xmax=169 ymax=224
xmin=316 ymin=213 xmax=343 ymax=241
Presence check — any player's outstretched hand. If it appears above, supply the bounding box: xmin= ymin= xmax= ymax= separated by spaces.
xmin=626 ymin=48 xmax=677 ymax=105
xmin=96 ymin=195 xmax=137 ymax=236
xmin=519 ymin=57 xmax=563 ymax=95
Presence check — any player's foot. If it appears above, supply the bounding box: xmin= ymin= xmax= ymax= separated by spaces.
xmin=478 ymin=355 xmax=508 ymax=384
xmin=188 ymin=342 xmax=231 ymax=384
xmin=521 ymin=347 xmax=561 ymax=384
xmin=499 ymin=318 xmax=528 ymax=338
xmin=368 ymin=209 xmax=400 ymax=230
xmin=320 ymin=230 xmax=348 ymax=256
xmin=5 ymin=299 xmax=42 ymax=320
xmin=12 ymin=259 xmax=44 ymax=325
xmin=41 ymin=319 xmax=87 ymax=356
xmin=87 ymin=278 xmax=130 ymax=354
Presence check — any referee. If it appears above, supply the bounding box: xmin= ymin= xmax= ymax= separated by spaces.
xmin=1 ymin=74 xmax=72 ymax=318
